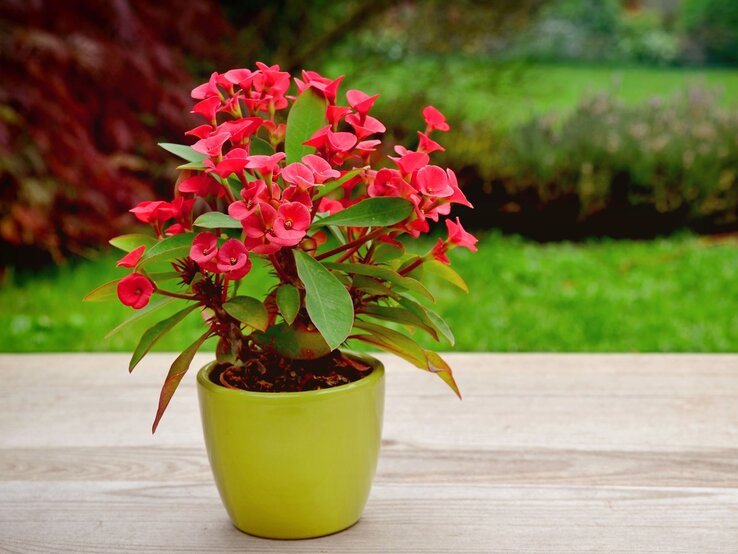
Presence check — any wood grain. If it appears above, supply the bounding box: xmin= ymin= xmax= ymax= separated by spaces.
xmin=0 ymin=353 xmax=737 ymax=553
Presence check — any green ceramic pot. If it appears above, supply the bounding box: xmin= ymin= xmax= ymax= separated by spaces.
xmin=197 ymin=352 xmax=385 ymax=539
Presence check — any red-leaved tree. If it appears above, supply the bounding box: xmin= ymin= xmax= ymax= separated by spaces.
xmin=0 ymin=0 xmax=233 ymax=267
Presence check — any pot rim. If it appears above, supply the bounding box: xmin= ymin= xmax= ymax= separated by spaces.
xmin=197 ymin=349 xmax=384 ymax=401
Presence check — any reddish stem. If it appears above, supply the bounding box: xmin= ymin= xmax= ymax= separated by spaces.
xmin=315 ymin=228 xmax=383 ymax=261
xmin=398 ymin=256 xmax=424 ymax=276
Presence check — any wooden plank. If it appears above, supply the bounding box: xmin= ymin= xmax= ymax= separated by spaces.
xmin=0 ymin=354 xmax=737 ymax=552
xmin=0 ymin=482 xmax=736 ymax=553
xmin=2 ymin=444 xmax=738 ymax=488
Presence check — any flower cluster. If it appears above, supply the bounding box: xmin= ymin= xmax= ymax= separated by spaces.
xmin=100 ymin=62 xmax=478 ymax=428
xmin=115 ymin=63 xmax=476 ymax=311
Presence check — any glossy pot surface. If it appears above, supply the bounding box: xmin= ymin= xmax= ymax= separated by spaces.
xmin=197 ymin=353 xmax=385 ymax=539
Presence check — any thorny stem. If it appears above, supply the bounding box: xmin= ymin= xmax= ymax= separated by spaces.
xmin=315 ymin=228 xmax=384 ymax=261
xmin=270 ymin=252 xmax=293 ymax=283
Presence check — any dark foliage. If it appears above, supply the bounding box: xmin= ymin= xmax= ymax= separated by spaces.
xmin=0 ymin=0 xmax=233 ymax=267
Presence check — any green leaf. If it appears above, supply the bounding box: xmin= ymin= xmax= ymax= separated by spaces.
xmin=324 ymin=262 xmax=434 ymax=302
xmin=176 ymin=160 xmax=206 ymax=170
xmin=312 ymin=168 xmax=365 ymax=201
xmin=285 ymin=89 xmax=326 ymax=164
xmin=352 ymin=321 xmax=461 ymax=398
xmin=311 ymin=197 xmax=413 ymax=229
xmin=352 ymin=320 xmax=427 ymax=368
xmin=326 ymin=225 xmax=347 ymax=245
xmin=352 ymin=275 xmax=398 ymax=298
xmin=151 ymin=332 xmax=211 ymax=433
xmin=129 ymin=305 xmax=198 ymax=372
xmin=105 ymin=297 xmax=177 ymax=339
xmin=137 ymin=234 xmax=193 ymax=269
xmin=251 ymin=321 xmax=331 ymax=360
xmin=83 ymin=278 xmax=121 ymax=303
xmin=147 ymin=271 xmax=180 ymax=283
xmin=372 ymin=241 xmax=405 ymax=263
xmin=276 ymin=284 xmax=300 ymax=325
xmin=413 ymin=259 xmax=469 ymax=293
xmin=223 ymin=296 xmax=268 ymax=331
xmin=249 ymin=137 xmax=275 ymax=156
xmin=359 ymin=305 xmax=438 ymax=340
xmin=109 ymin=234 xmax=158 ymax=252
xmin=423 ymin=350 xmax=461 ymax=399
xmin=193 ymin=212 xmax=242 ymax=229
xmin=398 ymin=295 xmax=455 ymax=345
xmin=159 ymin=143 xmax=207 ymax=163
xmin=294 ymin=250 xmax=354 ymax=350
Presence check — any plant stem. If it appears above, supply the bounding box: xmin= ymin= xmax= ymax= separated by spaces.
xmin=270 ymin=252 xmax=292 ymax=283
xmin=154 ymin=288 xmax=197 ymax=301
xmin=399 ymin=256 xmax=425 ymax=276
xmin=315 ymin=228 xmax=383 ymax=261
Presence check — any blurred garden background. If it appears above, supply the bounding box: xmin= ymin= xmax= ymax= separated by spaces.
xmin=1 ymin=0 xmax=737 ymax=352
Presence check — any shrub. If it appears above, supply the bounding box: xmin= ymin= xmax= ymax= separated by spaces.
xmin=439 ymin=86 xmax=738 ymax=239
xmin=680 ymin=0 xmax=738 ymax=65
xmin=0 ymin=0 xmax=232 ymax=268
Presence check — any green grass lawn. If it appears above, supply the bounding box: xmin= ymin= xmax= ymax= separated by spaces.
xmin=2 ymin=233 xmax=736 ymax=353
xmin=326 ymin=58 xmax=738 ymax=129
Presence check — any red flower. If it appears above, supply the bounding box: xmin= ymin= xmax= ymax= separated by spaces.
xmin=130 ymin=201 xmax=176 ymax=225
xmin=356 ymin=139 xmax=381 ymax=154
xmin=346 ymin=89 xmax=379 ymax=116
xmin=368 ymin=168 xmax=417 ymax=202
xmin=304 ymin=126 xmax=357 ymax=154
xmin=295 ymin=71 xmax=344 ymax=104
xmin=242 ymin=203 xmax=281 ymax=254
xmin=431 ymin=238 xmax=450 ymax=265
xmin=248 ymin=63 xmax=291 ymax=112
xmin=216 ymin=239 xmax=252 ymax=280
xmin=116 ymin=245 xmax=145 ymax=268
xmin=219 ymin=118 xmax=262 ymax=143
xmin=345 ymin=113 xmax=386 ymax=140
xmin=417 ymin=131 xmax=445 ymax=153
xmin=191 ymin=132 xmax=230 ymax=158
xmin=212 ymin=148 xmax=250 ymax=179
xmin=191 ymin=97 xmax=221 ymax=124
xmin=326 ymin=105 xmax=352 ymax=126
xmin=302 ymin=155 xmax=340 ymax=183
xmin=422 ymin=105 xmax=450 ymax=132
xmin=228 ymin=180 xmax=274 ymax=221
xmin=446 ymin=217 xmax=478 ymax=252
xmin=318 ymin=197 xmax=344 ymax=215
xmin=166 ymin=197 xmax=195 ymax=236
xmin=191 ymin=72 xmax=223 ymax=100
xmin=245 ymin=153 xmax=286 ymax=178
xmin=282 ymin=162 xmax=316 ymax=189
xmin=446 ymin=168 xmax=473 ymax=208
xmin=178 ymin=174 xmax=224 ymax=197
xmin=283 ymin=185 xmax=313 ymax=208
xmin=117 ymin=273 xmax=154 ymax=309
xmin=185 ymin=124 xmax=213 ymax=139
xmin=414 ymin=165 xmax=454 ymax=198
xmin=190 ymin=232 xmax=219 ymax=265
xmin=222 ymin=68 xmax=255 ymax=88
xmin=271 ymin=202 xmax=311 ymax=247
xmin=391 ymin=151 xmax=430 ymax=177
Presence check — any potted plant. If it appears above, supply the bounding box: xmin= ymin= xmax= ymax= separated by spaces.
xmin=87 ymin=62 xmax=477 ymax=539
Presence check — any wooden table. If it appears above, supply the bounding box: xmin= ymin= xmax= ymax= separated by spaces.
xmin=1 ymin=353 xmax=736 ymax=553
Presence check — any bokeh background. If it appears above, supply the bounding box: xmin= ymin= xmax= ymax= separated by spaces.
xmin=1 ymin=0 xmax=737 ymax=352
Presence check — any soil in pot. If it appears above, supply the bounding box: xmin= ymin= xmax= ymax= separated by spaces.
xmin=210 ymin=350 xmax=373 ymax=393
